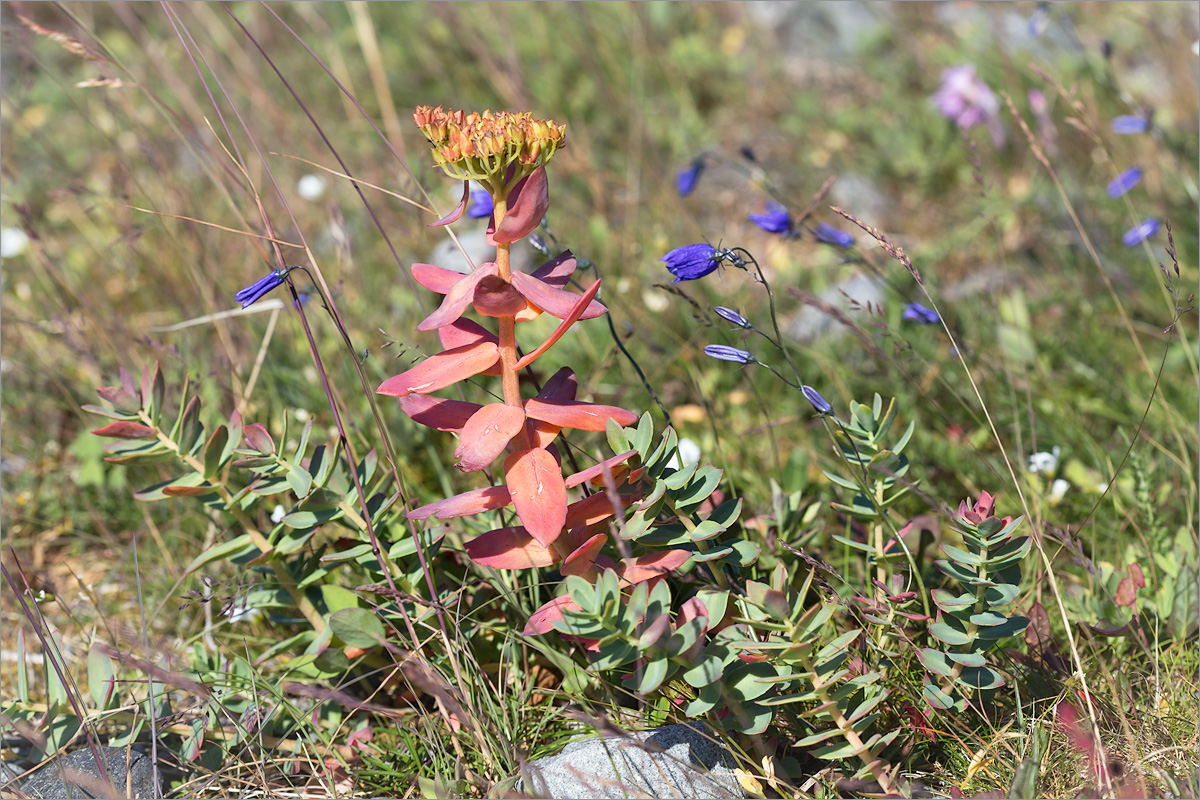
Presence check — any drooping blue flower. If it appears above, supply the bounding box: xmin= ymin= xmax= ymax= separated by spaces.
xmin=748 ymin=201 xmax=792 ymax=234
xmin=235 ymin=269 xmax=289 ymax=309
xmin=660 ymin=243 xmax=721 ymax=283
xmin=467 ymin=190 xmax=494 ymax=219
xmin=676 ymin=159 xmax=705 ymax=197
xmin=901 ymin=301 xmax=940 ymax=325
xmin=704 ymin=344 xmax=755 ymax=364
xmin=714 ymin=306 xmax=751 ymax=328
xmin=815 ymin=223 xmax=854 ymax=249
xmin=1122 ymin=218 xmax=1159 ymax=247
xmin=1106 ymin=167 xmax=1142 ymax=198
xmin=1111 ymin=115 xmax=1148 ymax=135
xmin=801 ymin=385 xmax=833 ymax=415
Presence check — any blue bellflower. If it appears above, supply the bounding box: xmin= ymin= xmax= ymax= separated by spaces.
xmin=714 ymin=306 xmax=752 ymax=328
xmin=1106 ymin=167 xmax=1142 ymax=198
xmin=467 ymin=190 xmax=494 ymax=219
xmin=704 ymin=344 xmax=755 ymax=364
xmin=901 ymin=302 xmax=940 ymax=325
xmin=660 ymin=243 xmax=721 ymax=283
xmin=815 ymin=223 xmax=854 ymax=249
xmin=748 ymin=201 xmax=792 ymax=234
xmin=801 ymin=385 xmax=833 ymax=415
xmin=235 ymin=269 xmax=289 ymax=309
xmin=1122 ymin=218 xmax=1159 ymax=247
xmin=1111 ymin=115 xmax=1149 ymax=135
xmin=676 ymin=159 xmax=705 ymax=197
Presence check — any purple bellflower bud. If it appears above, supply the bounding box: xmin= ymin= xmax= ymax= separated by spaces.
xmin=901 ymin=302 xmax=941 ymax=325
xmin=1122 ymin=219 xmax=1159 ymax=247
xmin=235 ymin=268 xmax=290 ymax=309
xmin=703 ymin=344 xmax=755 ymax=364
xmin=801 ymin=385 xmax=833 ymax=415
xmin=660 ymin=243 xmax=721 ymax=283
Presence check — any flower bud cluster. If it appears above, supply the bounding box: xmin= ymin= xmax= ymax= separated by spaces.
xmin=413 ymin=106 xmax=566 ymax=183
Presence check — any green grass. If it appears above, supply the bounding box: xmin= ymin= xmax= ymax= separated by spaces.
xmin=2 ymin=2 xmax=1196 ymax=797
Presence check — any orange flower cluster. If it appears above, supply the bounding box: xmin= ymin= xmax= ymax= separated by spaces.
xmin=413 ymin=106 xmax=566 ymax=183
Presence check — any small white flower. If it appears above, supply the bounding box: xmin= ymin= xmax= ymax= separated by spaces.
xmin=226 ymin=605 xmax=262 ymax=624
xmin=1 ymin=228 xmax=29 ymax=258
xmin=294 ymin=408 xmax=310 ymax=423
xmin=643 ymin=289 xmax=669 ymax=312
xmin=1028 ymin=446 xmax=1060 ymax=476
xmin=667 ymin=437 xmax=702 ymax=470
xmin=1049 ymin=478 xmax=1070 ymax=503
xmin=271 ymin=504 xmax=286 ymax=524
xmin=297 ymin=174 xmax=326 ymax=201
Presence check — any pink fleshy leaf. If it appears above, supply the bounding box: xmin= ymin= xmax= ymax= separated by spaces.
xmin=91 ymin=421 xmax=157 ymax=439
xmin=564 ymin=491 xmax=623 ymax=528
xmin=415 ymin=262 xmax=499 ymax=332
xmin=537 ymin=367 xmax=579 ymax=401
xmin=438 ymin=319 xmax=501 ymax=376
xmin=397 ymin=395 xmax=482 ymax=432
xmin=620 ymin=550 xmax=692 ymax=584
xmin=523 ymin=594 xmax=580 ymax=636
xmin=455 ymin=403 xmax=527 ymax=472
xmin=464 ymin=526 xmax=558 ymax=569
xmin=473 ymin=275 xmax=528 ymax=317
xmin=561 ymin=533 xmax=607 ymax=578
xmin=407 ymin=485 xmax=512 ymax=520
xmin=514 ymin=279 xmax=604 ymax=370
xmin=489 ymin=167 xmax=549 ymax=244
xmin=530 ymin=251 xmax=578 ymax=288
xmin=504 ymin=447 xmax=567 ymax=547
xmin=427 ymin=181 xmax=470 ymax=227
xmin=524 ymin=398 xmax=639 ymax=432
xmin=565 ymin=451 xmax=638 ymax=488
xmin=411 ymin=262 xmax=465 ymax=295
xmin=510 ymin=270 xmax=607 ymax=321
xmin=377 ymin=342 xmax=500 ymax=397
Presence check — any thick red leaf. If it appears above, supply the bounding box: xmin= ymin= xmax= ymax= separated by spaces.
xmin=377 ymin=342 xmax=499 ymax=397
xmin=524 ymin=398 xmax=639 ymax=432
xmin=564 ymin=492 xmax=622 ymax=528
xmin=565 ymin=450 xmax=638 ymax=488
xmin=411 ymin=262 xmax=465 ymax=294
xmin=620 ymin=550 xmax=692 ymax=584
xmin=537 ymin=367 xmax=578 ymax=401
xmin=530 ymin=250 xmax=578 ymax=288
xmin=514 ymin=279 xmax=604 ymax=370
xmin=163 ymin=485 xmax=217 ymax=497
xmin=510 ymin=270 xmax=607 ymax=321
xmin=438 ymin=319 xmax=501 ymax=376
xmin=455 ymin=403 xmax=527 ymax=472
xmin=523 ymin=594 xmax=580 ymax=635
xmin=473 ymin=275 xmax=527 ymax=317
xmin=465 ymin=526 xmax=558 ymax=570
xmin=407 ymin=485 xmax=512 ymax=520
xmin=504 ymin=448 xmax=567 ymax=547
xmin=561 ymin=533 xmax=607 ymax=578
xmin=415 ymin=262 xmax=499 ymax=332
xmin=243 ymin=423 xmax=276 ymax=454
xmin=489 ymin=167 xmax=549 ymax=244
xmin=427 ymin=180 xmax=470 ymax=227
xmin=397 ymin=395 xmax=481 ymax=432
xmin=91 ymin=421 xmax=157 ymax=439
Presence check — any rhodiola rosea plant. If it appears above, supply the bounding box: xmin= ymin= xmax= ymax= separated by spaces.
xmin=383 ymin=108 xmax=701 ymax=617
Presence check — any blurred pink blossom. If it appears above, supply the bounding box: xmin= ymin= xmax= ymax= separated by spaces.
xmin=930 ymin=65 xmax=1004 ymax=146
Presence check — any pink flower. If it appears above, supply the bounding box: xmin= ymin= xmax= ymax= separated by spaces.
xmin=931 ymin=65 xmax=1004 ymax=146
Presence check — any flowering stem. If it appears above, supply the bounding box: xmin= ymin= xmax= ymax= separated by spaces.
xmin=492 ymin=195 xmax=535 ymax=452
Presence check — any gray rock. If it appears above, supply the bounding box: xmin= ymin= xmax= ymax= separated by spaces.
xmin=1 ymin=746 xmax=160 ymax=799
xmin=518 ymin=722 xmax=746 ymax=799
xmin=828 ymin=174 xmax=890 ymax=230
